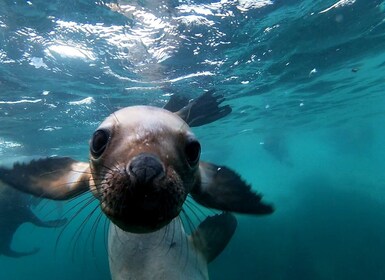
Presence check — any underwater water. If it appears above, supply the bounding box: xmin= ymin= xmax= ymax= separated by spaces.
xmin=1 ymin=0 xmax=385 ymax=279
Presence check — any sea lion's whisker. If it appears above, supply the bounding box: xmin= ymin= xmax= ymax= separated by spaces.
xmin=186 ymin=196 xmax=217 ymax=216
xmin=103 ymin=212 xmax=110 ymax=256
xmin=182 ymin=209 xmax=197 ymax=237
xmin=111 ymin=161 xmax=122 ymax=172
xmin=91 ymin=211 xmax=105 ymax=251
xmin=181 ymin=209 xmax=201 ymax=272
xmin=37 ymin=169 xmax=96 ymax=177
xmin=164 ymin=217 xmax=176 ymax=255
xmin=158 ymin=203 xmax=171 ymax=250
xmin=178 ymin=212 xmax=192 ymax=272
xmin=100 ymin=95 xmax=115 ymax=117
xmin=183 ymin=202 xmax=203 ymax=224
xmin=112 ymin=222 xmax=125 ymax=248
xmin=74 ymin=203 xmax=103 ymax=260
xmin=158 ymin=223 xmax=170 ymax=251
xmin=100 ymin=94 xmax=120 ymax=125
xmin=112 ymin=111 xmax=120 ymax=124
xmin=98 ymin=162 xmax=123 ymax=176
xmin=69 ymin=201 xmax=101 ymax=261
xmin=65 ymin=194 xmax=98 ymax=218
xmin=100 ymin=163 xmax=116 ymax=173
xmin=32 ymin=196 xmax=53 ymax=212
xmin=49 ymin=179 xmax=91 ymax=189
xmin=54 ymin=195 xmax=97 ymax=253
xmin=32 ymin=199 xmax=66 ymax=223
xmin=174 ymin=216 xmax=186 ymax=264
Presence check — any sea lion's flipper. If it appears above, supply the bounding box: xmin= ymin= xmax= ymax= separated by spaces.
xmin=175 ymin=89 xmax=232 ymax=127
xmin=191 ymin=212 xmax=237 ymax=263
xmin=191 ymin=162 xmax=274 ymax=215
xmin=0 ymin=157 xmax=90 ymax=200
xmin=163 ymin=94 xmax=190 ymax=112
xmin=2 ymin=246 xmax=40 ymax=258
xmin=26 ymin=210 xmax=68 ymax=228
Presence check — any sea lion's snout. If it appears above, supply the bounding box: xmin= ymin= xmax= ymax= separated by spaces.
xmin=97 ymin=150 xmax=186 ymax=233
xmin=128 ymin=153 xmax=165 ymax=185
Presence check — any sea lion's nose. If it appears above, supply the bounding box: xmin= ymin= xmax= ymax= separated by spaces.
xmin=128 ymin=153 xmax=164 ymax=185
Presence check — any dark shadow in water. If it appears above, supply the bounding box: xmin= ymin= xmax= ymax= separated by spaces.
xmin=211 ymin=173 xmax=385 ymax=280
xmin=261 ymin=132 xmax=293 ymax=167
xmin=326 ymin=123 xmax=374 ymax=157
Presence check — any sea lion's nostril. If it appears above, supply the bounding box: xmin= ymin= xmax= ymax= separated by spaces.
xmin=129 ymin=153 xmax=164 ymax=184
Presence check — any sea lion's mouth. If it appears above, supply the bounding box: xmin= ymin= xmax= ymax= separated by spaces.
xmin=103 ymin=191 xmax=183 ymax=233
xmin=97 ymin=161 xmax=187 ymax=233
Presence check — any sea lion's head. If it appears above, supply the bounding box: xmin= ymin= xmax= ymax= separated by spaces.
xmin=88 ymin=106 xmax=201 ymax=233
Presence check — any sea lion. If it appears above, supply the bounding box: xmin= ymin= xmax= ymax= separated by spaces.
xmin=0 ymin=91 xmax=273 ymax=277
xmin=0 ymin=180 xmax=67 ymax=258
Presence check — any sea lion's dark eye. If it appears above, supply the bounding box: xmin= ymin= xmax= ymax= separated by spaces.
xmin=91 ymin=129 xmax=110 ymax=158
xmin=185 ymin=139 xmax=201 ymax=166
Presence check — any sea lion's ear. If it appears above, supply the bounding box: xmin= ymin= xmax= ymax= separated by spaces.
xmin=0 ymin=157 xmax=90 ymax=200
xmin=191 ymin=162 xmax=274 ymax=215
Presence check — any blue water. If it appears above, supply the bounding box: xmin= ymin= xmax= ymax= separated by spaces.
xmin=1 ymin=0 xmax=385 ymax=279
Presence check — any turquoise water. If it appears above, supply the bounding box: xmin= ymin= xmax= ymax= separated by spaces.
xmin=1 ymin=0 xmax=385 ymax=279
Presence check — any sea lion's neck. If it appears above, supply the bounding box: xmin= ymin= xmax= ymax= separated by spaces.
xmin=108 ymin=218 xmax=209 ymax=280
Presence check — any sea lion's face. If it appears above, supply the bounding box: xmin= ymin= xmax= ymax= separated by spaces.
xmin=88 ymin=106 xmax=201 ymax=233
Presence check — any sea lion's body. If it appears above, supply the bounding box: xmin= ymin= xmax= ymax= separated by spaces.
xmin=109 ymin=218 xmax=208 ymax=280
xmin=0 ymin=91 xmax=273 ymax=277
xmin=0 ymin=181 xmax=66 ymax=258
xmin=108 ymin=210 xmax=238 ymax=280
